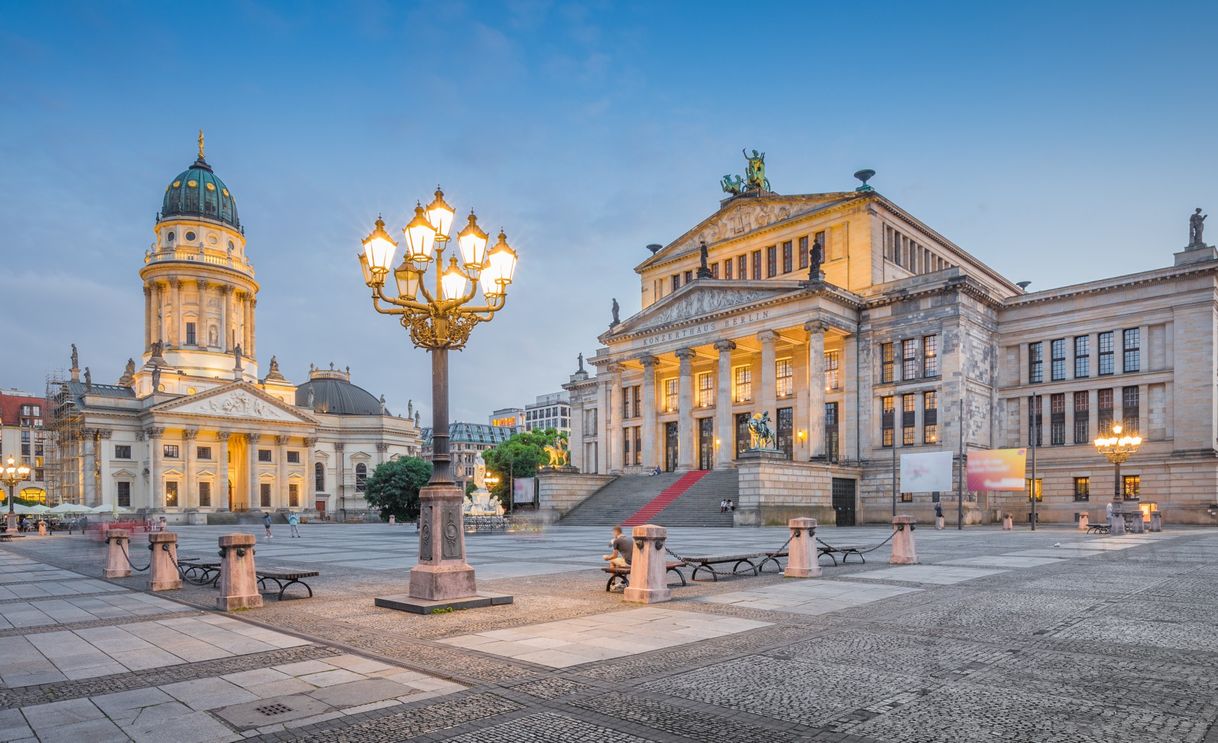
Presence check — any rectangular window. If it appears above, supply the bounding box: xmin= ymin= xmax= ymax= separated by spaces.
xmin=289 ymin=483 xmax=299 ymax=508
xmin=185 ymin=322 xmax=196 ymax=345
xmin=733 ymin=366 xmax=752 ymax=403
xmin=286 ymin=450 xmax=300 ymax=464
xmin=1027 ymin=478 xmax=1043 ymax=502
xmin=902 ymin=339 xmax=918 ymax=380
xmin=631 ymin=385 xmax=641 ymax=418
xmin=196 ymin=446 xmax=212 ymax=460
xmin=165 ymin=481 xmax=179 ymax=508
xmin=260 ymin=482 xmax=271 ymax=508
xmin=881 ymin=342 xmax=894 ymax=384
xmin=902 ymin=393 xmax=916 ymax=446
xmin=881 ymin=396 xmax=894 ymax=447
xmin=781 ymin=241 xmax=793 ymax=273
xmin=697 ymin=373 xmax=714 ymax=408
xmin=199 ymin=481 xmax=211 ymax=507
xmin=1028 ymin=342 xmax=1044 ymax=384
xmin=1122 ymin=386 xmax=1140 ymax=435
xmin=824 ymin=350 xmax=841 ymax=390
xmin=664 ymin=378 xmax=679 ymax=412
xmin=711 ymin=263 xmax=719 ymax=279
xmin=115 ymin=444 xmax=132 ymax=459
xmin=1098 ymin=388 xmax=1114 ymax=432
xmin=752 ymin=250 xmax=762 ymax=281
xmin=622 ymin=385 xmax=633 ymax=419
xmin=1122 ymin=475 xmax=1140 ymax=499
xmin=723 ymin=259 xmax=733 ymax=280
xmin=737 ymin=255 xmax=747 ymax=280
xmin=798 ymin=235 xmax=809 ymax=269
xmin=623 ymin=428 xmax=632 ymax=464
xmin=825 ymin=401 xmax=840 ymax=462
xmin=1028 ymin=395 xmax=1043 ymax=447
xmin=923 ymin=390 xmax=938 ymax=444
xmin=1099 ymin=331 xmax=1114 ymax=375
xmin=1074 ymin=335 xmax=1090 ymax=378
xmin=163 ymin=444 xmax=179 ymax=459
xmin=1051 ymin=339 xmax=1066 ymax=381
xmin=258 ymin=449 xmax=272 ymax=462
xmin=776 ymin=358 xmax=793 ymax=398
xmin=765 ymin=246 xmax=776 ymax=277
xmin=1074 ymin=391 xmax=1090 ymax=444
xmin=1050 ymin=393 xmax=1065 ymax=446
xmin=922 ymin=335 xmax=939 ymax=377
xmin=1073 ymin=477 xmax=1090 ymax=502
xmin=683 ymin=270 xmax=693 ymax=285
xmin=1123 ymin=328 xmax=1140 ymax=373
xmin=633 ymin=426 xmax=641 ymax=465
xmin=671 ymin=274 xmax=680 ymax=292
xmin=117 ymin=481 xmax=131 ymax=508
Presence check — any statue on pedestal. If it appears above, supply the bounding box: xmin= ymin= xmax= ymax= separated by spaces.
xmin=83 ymin=367 xmax=92 ymax=391
xmin=70 ymin=343 xmax=79 ymax=370
xmin=697 ymin=240 xmax=713 ymax=279
xmin=747 ymin=411 xmax=776 ymax=450
xmin=577 ymin=353 xmax=584 ymax=373
xmin=1190 ymin=208 xmax=1207 ymax=247
xmin=610 ymin=298 xmax=620 ymax=326
xmin=808 ymin=235 xmax=824 ymax=281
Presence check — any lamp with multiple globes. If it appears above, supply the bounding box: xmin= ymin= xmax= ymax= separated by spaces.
xmin=2 ymin=455 xmax=32 ymax=531
xmin=1093 ymin=422 xmax=1142 ymax=504
xmin=358 ymin=186 xmax=518 ymax=604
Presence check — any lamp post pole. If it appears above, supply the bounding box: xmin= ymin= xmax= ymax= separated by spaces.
xmin=3 ymin=456 xmax=32 ymax=532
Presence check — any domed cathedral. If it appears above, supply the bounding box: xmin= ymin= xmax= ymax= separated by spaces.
xmin=46 ymin=134 xmax=423 ymax=523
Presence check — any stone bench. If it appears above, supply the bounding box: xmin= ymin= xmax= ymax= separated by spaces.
xmin=1086 ymin=523 xmax=1111 ymax=535
xmin=256 ymin=568 xmax=320 ymax=600
xmin=601 ymin=562 xmax=687 ymax=592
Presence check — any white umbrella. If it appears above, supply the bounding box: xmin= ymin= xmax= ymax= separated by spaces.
xmin=49 ymin=503 xmax=86 ymax=514
xmin=27 ymin=505 xmax=51 ymax=514
xmin=10 ymin=504 xmax=32 ymax=515
xmin=93 ymin=504 xmax=119 ymax=514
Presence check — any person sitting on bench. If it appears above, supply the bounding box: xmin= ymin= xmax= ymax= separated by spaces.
xmin=602 ymin=526 xmax=633 ymax=568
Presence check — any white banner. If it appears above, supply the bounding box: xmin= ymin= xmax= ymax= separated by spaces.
xmin=512 ymin=477 xmax=536 ymax=504
xmin=899 ymin=451 xmax=954 ymax=493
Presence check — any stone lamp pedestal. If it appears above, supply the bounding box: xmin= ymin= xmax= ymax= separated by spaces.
xmin=890 ymin=515 xmax=918 ymax=564
xmin=784 ymin=517 xmax=822 ymax=578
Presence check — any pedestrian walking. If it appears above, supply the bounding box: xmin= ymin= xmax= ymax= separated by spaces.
xmin=719 ymin=499 xmax=727 ymax=513
xmin=262 ymin=511 xmax=273 ymax=540
xmin=288 ymin=512 xmax=301 ymax=538
xmin=934 ymin=501 xmax=944 ymax=530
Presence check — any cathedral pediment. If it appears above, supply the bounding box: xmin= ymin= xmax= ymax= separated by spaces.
xmin=607 ymin=283 xmax=795 ymax=338
xmin=150 ymin=382 xmax=315 ymax=424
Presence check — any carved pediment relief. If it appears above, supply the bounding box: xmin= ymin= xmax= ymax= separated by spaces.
xmin=617 ymin=286 xmax=789 ymax=335
xmin=154 ymin=384 xmax=313 ymax=424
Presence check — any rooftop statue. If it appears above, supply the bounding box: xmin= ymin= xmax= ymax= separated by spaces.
xmin=610 ymin=297 xmax=620 ymax=326
xmin=720 ymin=149 xmax=771 ymax=196
xmin=1190 ymin=208 xmax=1207 ymax=247
xmin=70 ymin=343 xmax=79 ymax=370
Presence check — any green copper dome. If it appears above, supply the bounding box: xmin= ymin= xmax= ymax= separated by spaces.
xmin=161 ymin=156 xmax=241 ymax=230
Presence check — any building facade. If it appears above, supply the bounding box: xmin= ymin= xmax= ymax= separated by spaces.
xmin=565 ymin=160 xmax=1218 ymax=525
xmin=421 ymin=423 xmax=515 ymax=489
xmin=524 ymin=392 xmax=570 ymax=436
xmin=0 ymin=390 xmax=48 ymax=502
xmin=489 ymin=408 xmax=525 ymax=432
xmin=46 ymin=138 xmax=422 ymax=521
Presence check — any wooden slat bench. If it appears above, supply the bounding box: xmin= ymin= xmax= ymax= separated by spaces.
xmin=601 ymin=562 xmax=688 ymax=592
xmin=682 ymin=553 xmax=767 ymax=581
xmin=817 ymin=544 xmax=865 ymax=566
xmin=178 ymin=558 xmax=222 ymax=586
xmin=0 ymin=533 xmax=24 ymax=542
xmin=1086 ymin=522 xmax=1111 ymax=535
xmin=757 ymin=550 xmax=788 ymax=573
xmin=257 ymin=568 xmax=320 ymax=600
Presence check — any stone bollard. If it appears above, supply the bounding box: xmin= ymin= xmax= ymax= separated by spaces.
xmin=935 ymin=516 xmax=945 ymax=530
xmin=104 ymin=528 xmax=132 ymax=578
xmin=1150 ymin=512 xmax=1162 ymax=532
xmin=148 ymin=532 xmax=181 ymax=592
xmin=1129 ymin=514 xmax=1145 ymax=534
xmin=890 ymin=515 xmax=918 ymax=565
xmin=1078 ymin=513 xmax=1089 ymax=531
xmin=37 ymin=521 xmax=47 ymax=536
xmin=784 ymin=517 xmax=822 ymax=578
xmin=1109 ymin=513 xmax=1125 ymax=535
xmin=1001 ymin=514 xmax=1013 ymax=531
xmin=217 ymin=533 xmax=263 ymax=611
xmin=623 ymin=524 xmax=671 ymax=604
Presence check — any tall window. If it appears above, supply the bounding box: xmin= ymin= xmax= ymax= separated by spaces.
xmin=199 ymin=481 xmax=211 ymax=507
xmin=185 ymin=322 xmax=196 ymax=346
xmin=1123 ymin=328 xmax=1140 ymax=373
xmin=776 ymin=359 xmax=793 ymax=398
xmin=697 ymin=373 xmax=714 ymax=407
xmin=163 ymin=444 xmax=180 ymax=459
xmin=781 ymin=241 xmax=793 ymax=273
xmin=1098 ymin=388 xmax=1114 ymax=432
xmin=1028 ymin=395 xmax=1042 ymax=447
xmin=733 ymin=366 xmax=752 ymax=403
xmin=117 ymin=481 xmax=131 ymax=508
xmin=260 ymin=482 xmax=272 ymax=507
xmin=165 ymin=481 xmax=179 ymax=508
xmin=901 ymin=339 xmax=918 ymax=380
xmin=1122 ymin=386 xmax=1140 ymax=434
xmin=825 ymin=402 xmax=839 ymax=462
xmin=1027 ymin=478 xmax=1043 ymax=502
xmin=798 ymin=235 xmax=809 ymax=269
xmin=723 ymin=259 xmax=733 ymax=279
xmin=1028 ymin=342 xmax=1044 ymax=384
xmin=923 ymin=390 xmax=938 ymax=444
xmin=881 ymin=396 xmax=895 ymax=447
xmin=633 ymin=427 xmax=641 ymax=466
xmin=623 ymin=385 xmax=640 ymax=418
xmin=1074 ymin=391 xmax=1090 ymax=444
xmin=900 ymin=393 xmax=916 ymax=445
xmin=751 ymin=250 xmax=762 ymax=280
xmin=1073 ymin=477 xmax=1090 ymax=502
xmin=1050 ymin=339 xmax=1066 ymax=381
xmin=289 ymin=484 xmax=300 ymax=508
xmin=880 ymin=343 xmax=894 ymax=384
xmin=922 ymin=335 xmax=939 ymax=377
xmin=1074 ymin=336 xmax=1090 ymax=378
xmin=314 ymin=462 xmax=325 ymax=492
xmin=737 ymin=255 xmax=747 ymax=280
xmin=1098 ymin=331 xmax=1114 ymax=375
xmin=355 ymin=462 xmax=368 ymax=492
xmin=1122 ymin=475 xmax=1140 ymax=499
xmin=664 ymin=378 xmax=679 ymax=411
xmin=824 ymin=351 xmax=841 ymax=390
xmin=766 ymin=245 xmax=777 ymax=277
xmin=622 ymin=429 xmax=632 ymax=466
xmin=1050 ymin=393 xmax=1065 ymax=446
xmin=671 ymin=275 xmax=680 ymax=292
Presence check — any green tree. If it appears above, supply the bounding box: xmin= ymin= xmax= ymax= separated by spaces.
xmin=364 ymin=457 xmax=432 ymax=522
xmin=482 ymin=428 xmax=563 ymax=506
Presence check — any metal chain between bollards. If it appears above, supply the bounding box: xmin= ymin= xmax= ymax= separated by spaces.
xmin=815 ymin=529 xmax=899 ymax=555
xmin=119 ymin=541 xmax=151 ymax=572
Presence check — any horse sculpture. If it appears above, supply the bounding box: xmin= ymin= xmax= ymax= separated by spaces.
xmin=747 ymin=411 xmax=776 ymax=450
xmin=543 ymin=438 xmax=570 ymax=468
xmin=743 ymin=149 xmax=770 ymax=192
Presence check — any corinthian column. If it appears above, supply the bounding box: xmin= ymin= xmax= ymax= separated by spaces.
xmin=759 ymin=329 xmax=778 ymax=423
xmin=715 ymin=340 xmax=736 ymax=468
xmin=183 ymin=428 xmax=197 ymax=508
xmin=676 ymin=348 xmax=695 ymax=472
xmin=196 ymin=280 xmax=209 ymax=348
xmin=806 ymin=321 xmax=827 ymax=460
xmin=609 ymin=364 xmax=623 ymax=472
xmin=144 ymin=285 xmax=153 ymax=350
xmin=639 ymin=354 xmax=658 ymax=469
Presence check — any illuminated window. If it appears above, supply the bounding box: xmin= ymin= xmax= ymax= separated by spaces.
xmin=923 ymin=391 xmax=938 ymax=444
xmin=902 ymin=393 xmax=916 ymax=445
xmin=824 ymin=351 xmax=840 ymax=390
xmin=664 ymin=378 xmax=679 ymax=412
xmin=697 ymin=373 xmax=714 ymax=408
xmin=922 ymin=335 xmax=939 ymax=377
xmin=880 ymin=342 xmax=894 ymax=384
xmin=902 ymin=339 xmax=918 ymax=380
xmin=1026 ymin=478 xmax=1042 ymax=502
xmin=776 ymin=359 xmax=793 ymax=398
xmin=1122 ymin=475 xmax=1140 ymax=499
xmin=881 ymin=396 xmax=894 ymax=447
xmin=733 ymin=366 xmax=752 ymax=403
xmin=289 ymin=483 xmax=299 ymax=508
xmin=1073 ymin=477 xmax=1089 ymax=502
xmin=165 ymin=481 xmax=179 ymax=508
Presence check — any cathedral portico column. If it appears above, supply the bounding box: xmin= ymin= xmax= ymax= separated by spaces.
xmin=170 ymin=278 xmax=182 ymax=346
xmin=147 ymin=428 xmax=164 ymax=510
xmin=609 ymin=364 xmax=624 ymax=472
xmin=597 ymin=375 xmax=611 ymax=474
xmin=303 ymin=437 xmax=317 ymax=510
xmin=639 ymin=354 xmax=658 ymax=470
xmin=675 ymin=348 xmax=695 ymax=472
xmin=758 ymin=330 xmax=779 ymax=426
xmin=217 ymin=432 xmax=231 ymax=510
xmin=183 ymin=428 xmax=197 ymax=509
xmin=196 ymin=280 xmax=209 ymax=348
xmin=806 ymin=321 xmax=827 ymax=460
xmin=96 ymin=430 xmax=111 ymax=507
xmin=276 ymin=435 xmax=290 ymax=509
xmin=248 ymin=434 xmax=259 ymax=511
xmin=82 ymin=429 xmax=97 ymax=506
xmin=715 ymin=340 xmax=736 ymax=468
xmin=143 ymin=285 xmax=152 ymax=350
xmin=221 ymin=286 xmax=233 ymax=351
xmin=249 ymin=299 xmax=257 ymax=357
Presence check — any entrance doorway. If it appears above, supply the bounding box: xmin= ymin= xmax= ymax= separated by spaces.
xmin=697 ymin=418 xmax=714 ymax=470
xmin=832 ymin=478 xmax=857 ymax=526
xmin=664 ymin=422 xmax=678 ymax=472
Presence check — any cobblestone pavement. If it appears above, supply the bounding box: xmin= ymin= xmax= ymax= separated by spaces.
xmin=3 ymin=523 xmax=1218 ymax=741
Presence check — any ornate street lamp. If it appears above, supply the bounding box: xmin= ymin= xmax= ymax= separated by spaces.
xmin=1093 ymin=422 xmax=1142 ymax=529
xmin=2 ymin=455 xmax=32 ymax=532
xmin=359 ymin=187 xmax=518 ymax=604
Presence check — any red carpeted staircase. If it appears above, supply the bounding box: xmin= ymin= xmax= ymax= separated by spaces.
xmin=622 ymin=470 xmax=711 ymax=526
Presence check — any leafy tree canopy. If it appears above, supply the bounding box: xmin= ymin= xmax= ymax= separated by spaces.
xmin=364 ymin=456 xmax=432 ymax=522
xmin=482 ymin=428 xmax=565 ymax=505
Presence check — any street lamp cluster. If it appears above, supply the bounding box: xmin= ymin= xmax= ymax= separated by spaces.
xmin=2 ymin=455 xmax=32 ymax=531
xmin=1094 ymin=422 xmax=1143 ymax=530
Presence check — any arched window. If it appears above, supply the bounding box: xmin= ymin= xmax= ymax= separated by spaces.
xmin=355 ymin=463 xmax=368 ymax=492
xmin=314 ymin=462 xmax=325 ymax=492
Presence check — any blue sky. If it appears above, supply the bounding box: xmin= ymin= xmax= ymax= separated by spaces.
xmin=1 ymin=0 xmax=1215 ymax=420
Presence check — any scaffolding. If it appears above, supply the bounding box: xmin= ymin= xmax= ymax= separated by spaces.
xmin=45 ymin=371 xmax=84 ymax=505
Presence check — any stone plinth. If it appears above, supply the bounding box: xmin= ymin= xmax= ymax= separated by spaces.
xmin=37 ymin=521 xmax=47 ymax=536
xmin=1150 ymin=512 xmax=1162 ymax=532
xmin=1078 ymin=513 xmax=1089 ymax=531
xmin=217 ymin=533 xmax=262 ymax=611
xmin=1001 ymin=515 xmax=1013 ymax=531
xmin=890 ymin=515 xmax=918 ymax=564
xmin=783 ymin=517 xmax=821 ymax=578
xmin=623 ymin=524 xmax=671 ymax=604
xmin=104 ymin=529 xmax=132 ymax=578
xmin=1109 ymin=511 xmax=1125 ymax=535
xmin=148 ymin=532 xmax=181 ymax=591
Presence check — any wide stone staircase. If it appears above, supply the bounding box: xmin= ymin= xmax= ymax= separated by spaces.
xmin=559 ymin=470 xmax=739 ymax=528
